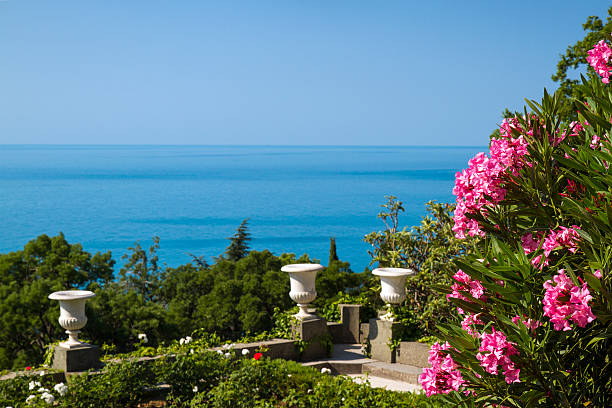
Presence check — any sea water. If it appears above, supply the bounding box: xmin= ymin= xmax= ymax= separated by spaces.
xmin=0 ymin=145 xmax=482 ymax=272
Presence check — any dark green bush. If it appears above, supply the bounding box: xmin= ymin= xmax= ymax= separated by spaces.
xmin=59 ymin=360 xmax=155 ymax=408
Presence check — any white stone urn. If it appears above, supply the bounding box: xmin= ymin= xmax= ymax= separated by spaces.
xmin=372 ymin=267 xmax=416 ymax=321
xmin=281 ymin=263 xmax=324 ymax=320
xmin=48 ymin=290 xmax=95 ymax=348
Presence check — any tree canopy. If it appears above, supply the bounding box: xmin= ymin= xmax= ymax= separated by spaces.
xmin=224 ymin=219 xmax=251 ymax=262
xmin=552 ymin=6 xmax=612 ymax=119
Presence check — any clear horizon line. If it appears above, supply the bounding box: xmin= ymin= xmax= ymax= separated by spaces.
xmin=0 ymin=143 xmax=487 ymax=148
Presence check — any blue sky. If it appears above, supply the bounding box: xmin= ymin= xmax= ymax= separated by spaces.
xmin=0 ymin=0 xmax=610 ymax=145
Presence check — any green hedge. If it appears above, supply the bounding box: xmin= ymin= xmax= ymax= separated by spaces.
xmin=1 ymin=351 xmax=442 ymax=407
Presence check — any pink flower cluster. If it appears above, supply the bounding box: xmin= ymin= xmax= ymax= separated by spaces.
xmin=590 ymin=135 xmax=602 ymax=149
xmin=543 ymin=226 xmax=581 ymax=257
xmin=446 ymin=270 xmax=486 ymax=314
xmin=521 ymin=232 xmax=547 ymax=268
xmin=453 ymin=119 xmax=529 ymax=239
xmin=557 ymin=120 xmax=587 ymax=145
xmin=512 ymin=315 xmax=540 ymax=332
xmin=419 ymin=342 xmax=465 ymax=397
xmin=587 ymin=39 xmax=612 ymax=84
xmin=476 ymin=327 xmax=520 ymax=384
xmin=543 ymin=270 xmax=596 ymax=331
xmin=461 ymin=313 xmax=484 ymax=337
xmin=521 ymin=226 xmax=581 ymax=268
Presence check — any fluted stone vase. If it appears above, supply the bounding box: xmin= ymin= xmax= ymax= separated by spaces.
xmin=282 ymin=263 xmax=324 ymax=320
xmin=48 ymin=290 xmax=95 ymax=348
xmin=372 ymin=267 xmax=415 ymax=321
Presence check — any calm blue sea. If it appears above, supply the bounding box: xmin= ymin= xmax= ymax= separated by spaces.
xmin=0 ymin=145 xmax=481 ymax=273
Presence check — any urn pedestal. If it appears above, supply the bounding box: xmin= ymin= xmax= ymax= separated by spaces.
xmin=282 ymin=263 xmax=330 ymax=360
xmin=48 ymin=290 xmax=100 ymax=372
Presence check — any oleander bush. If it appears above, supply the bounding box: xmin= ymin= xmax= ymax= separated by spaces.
xmin=419 ymin=41 xmax=612 ymax=407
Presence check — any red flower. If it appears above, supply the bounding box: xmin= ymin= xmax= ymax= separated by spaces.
xmin=25 ymin=366 xmax=31 ymax=370
xmin=253 ymin=352 xmax=262 ymax=361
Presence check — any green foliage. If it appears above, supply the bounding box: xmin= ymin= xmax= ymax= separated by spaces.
xmin=329 ymin=236 xmax=339 ymax=264
xmin=0 ymin=372 xmax=63 ymax=407
xmin=156 ymin=351 xmax=234 ymax=405
xmin=119 ymin=236 xmax=162 ymax=302
xmin=59 ymin=360 xmax=156 ymax=407
xmin=0 ymin=233 xmax=114 ymax=370
xmin=1 ymin=352 xmax=444 ymax=407
xmin=363 ymin=197 xmax=476 ymax=338
xmin=552 ymin=6 xmax=612 ymax=120
xmin=193 ymin=357 xmax=445 ymax=408
xmin=225 ymin=218 xmax=251 ymax=261
xmin=0 ymin=224 xmax=367 ymax=370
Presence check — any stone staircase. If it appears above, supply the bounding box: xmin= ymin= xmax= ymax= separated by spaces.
xmin=301 ymin=344 xmax=426 ymax=393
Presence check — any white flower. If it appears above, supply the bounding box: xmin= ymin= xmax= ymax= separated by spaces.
xmin=54 ymin=382 xmax=68 ymax=396
xmin=287 ymin=374 xmax=292 ymax=377
xmin=39 ymin=371 xmax=45 ymax=376
xmin=192 ymin=385 xmax=198 ymax=393
xmin=138 ymin=333 xmax=148 ymax=343
xmin=6 ymin=406 xmax=14 ymax=408
xmin=179 ymin=338 xmax=185 ymax=345
xmin=41 ymin=392 xmax=55 ymax=404
xmin=224 ymin=352 xmax=231 ymax=358
xmin=321 ymin=367 xmax=331 ymax=374
xmin=37 ymin=387 xmax=49 ymax=393
xmin=185 ymin=336 xmax=192 ymax=344
xmin=25 ymin=395 xmax=36 ymax=403
xmin=216 ymin=350 xmax=223 ymax=355
xmin=190 ymin=348 xmax=194 ymax=354
xmin=241 ymin=348 xmax=249 ymax=355
xmin=28 ymin=381 xmax=41 ymax=390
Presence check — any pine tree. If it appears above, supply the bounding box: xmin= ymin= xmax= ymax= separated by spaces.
xmin=329 ymin=236 xmax=339 ymax=265
xmin=225 ymin=219 xmax=251 ymax=261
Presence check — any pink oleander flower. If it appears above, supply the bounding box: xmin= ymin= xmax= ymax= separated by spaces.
xmin=587 ymin=39 xmax=612 ymax=84
xmin=521 ymin=232 xmax=548 ymax=268
xmin=594 ymin=269 xmax=603 ymax=279
xmin=543 ymin=269 xmax=596 ymax=331
xmin=447 ymin=270 xmax=486 ymax=314
xmin=452 ymin=118 xmax=530 ymax=239
xmin=461 ymin=313 xmax=484 ymax=337
xmin=476 ymin=327 xmax=520 ymax=384
xmin=590 ymin=135 xmax=602 ymax=149
xmin=512 ymin=315 xmax=541 ymax=332
xmin=542 ymin=226 xmax=581 ymax=258
xmin=419 ymin=342 xmax=465 ymax=396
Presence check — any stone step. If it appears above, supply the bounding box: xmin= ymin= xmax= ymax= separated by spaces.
xmin=301 ymin=343 xmax=372 ymax=375
xmin=301 ymin=343 xmax=425 ymax=388
xmin=347 ymin=374 xmax=422 ymax=393
xmin=361 ymin=361 xmax=423 ymax=385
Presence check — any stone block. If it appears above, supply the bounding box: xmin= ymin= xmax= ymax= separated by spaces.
xmin=327 ymin=322 xmax=343 ymax=343
xmin=292 ymin=317 xmax=330 ymax=361
xmin=52 ymin=344 xmax=101 ymax=372
xmin=396 ymin=341 xmax=430 ymax=368
xmin=360 ymin=323 xmax=370 ymax=344
xmin=339 ymin=304 xmax=360 ymax=343
xmin=368 ymin=319 xmax=402 ymax=363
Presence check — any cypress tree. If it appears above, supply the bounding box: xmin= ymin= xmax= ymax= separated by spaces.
xmin=329 ymin=236 xmax=339 ymax=265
